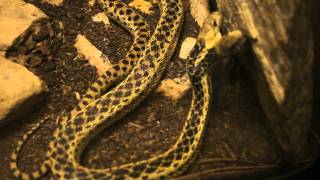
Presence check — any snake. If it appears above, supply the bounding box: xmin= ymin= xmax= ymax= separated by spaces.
xmin=10 ymin=0 xmax=245 ymax=179
xmin=10 ymin=0 xmax=151 ymax=179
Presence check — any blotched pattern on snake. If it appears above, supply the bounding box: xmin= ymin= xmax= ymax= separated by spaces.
xmin=10 ymin=0 xmax=245 ymax=179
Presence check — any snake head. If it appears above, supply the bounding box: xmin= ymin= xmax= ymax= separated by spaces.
xmin=187 ymin=12 xmax=245 ymax=78
xmin=188 ymin=12 xmax=222 ymax=61
xmin=187 ymin=12 xmax=222 ymax=72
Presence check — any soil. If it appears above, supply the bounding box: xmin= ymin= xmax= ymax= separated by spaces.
xmin=0 ymin=0 xmax=319 ymax=179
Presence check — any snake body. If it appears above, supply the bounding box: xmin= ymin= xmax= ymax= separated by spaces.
xmin=10 ymin=0 xmax=152 ymax=179
xmin=10 ymin=0 xmax=245 ymax=178
xmin=48 ymin=0 xmax=184 ymax=178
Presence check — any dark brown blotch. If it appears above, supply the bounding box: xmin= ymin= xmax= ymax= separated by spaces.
xmin=133 ymin=164 xmax=146 ymax=172
xmin=126 ymin=9 xmax=133 ymax=15
xmin=124 ymin=82 xmax=133 ymax=89
xmin=113 ymin=168 xmax=129 ymax=176
xmin=102 ymin=98 xmax=111 ymax=106
xmin=114 ymin=65 xmax=120 ymax=71
xmin=115 ymin=3 xmax=124 ymax=8
xmin=112 ymin=99 xmax=120 ymax=105
xmin=86 ymin=106 xmax=98 ymax=116
xmin=115 ymin=91 xmax=123 ymax=98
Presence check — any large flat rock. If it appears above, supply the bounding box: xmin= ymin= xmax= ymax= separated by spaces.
xmin=216 ymin=0 xmax=313 ymax=161
xmin=0 ymin=56 xmax=48 ymax=127
xmin=0 ymin=0 xmax=47 ymax=56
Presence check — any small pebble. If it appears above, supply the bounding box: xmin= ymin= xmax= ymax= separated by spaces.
xmin=69 ymin=29 xmax=77 ymax=35
xmin=5 ymin=50 xmax=18 ymax=58
xmin=33 ymin=26 xmax=49 ymax=42
xmin=36 ymin=42 xmax=50 ymax=55
xmin=147 ymin=111 xmax=156 ymax=123
xmin=25 ymin=36 xmax=37 ymax=51
xmin=28 ymin=56 xmax=42 ymax=67
xmin=76 ymin=13 xmax=85 ymax=20
xmin=43 ymin=62 xmax=56 ymax=72
xmin=17 ymin=46 xmax=28 ymax=55
xmin=47 ymin=23 xmax=55 ymax=37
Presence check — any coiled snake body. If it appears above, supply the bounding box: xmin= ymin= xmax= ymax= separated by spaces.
xmin=10 ymin=0 xmax=245 ymax=179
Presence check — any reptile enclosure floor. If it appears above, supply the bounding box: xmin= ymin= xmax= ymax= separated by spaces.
xmin=0 ymin=0 xmax=318 ymax=179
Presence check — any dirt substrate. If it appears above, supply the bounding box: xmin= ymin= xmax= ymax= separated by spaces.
xmin=0 ymin=0 xmax=319 ymax=179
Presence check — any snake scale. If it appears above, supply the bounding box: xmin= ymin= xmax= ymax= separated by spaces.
xmin=10 ymin=0 xmax=245 ymax=179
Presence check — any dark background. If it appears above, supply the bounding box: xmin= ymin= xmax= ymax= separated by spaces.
xmin=312 ymin=0 xmax=319 ymax=176
xmin=297 ymin=0 xmax=320 ymax=178
xmin=312 ymin=0 xmax=320 ymax=137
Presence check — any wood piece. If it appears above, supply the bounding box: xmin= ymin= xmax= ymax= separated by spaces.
xmin=215 ymin=0 xmax=313 ymax=161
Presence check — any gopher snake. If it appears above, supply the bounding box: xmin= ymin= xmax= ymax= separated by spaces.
xmin=10 ymin=0 xmax=245 ymax=179
xmin=10 ymin=0 xmax=151 ymax=178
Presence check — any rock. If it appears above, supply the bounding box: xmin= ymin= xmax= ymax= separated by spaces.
xmin=46 ymin=22 xmax=55 ymax=37
xmin=5 ymin=19 xmax=64 ymax=70
xmin=74 ymin=34 xmax=113 ymax=75
xmin=129 ymin=0 xmax=155 ymax=15
xmin=17 ymin=46 xmax=28 ymax=55
xmin=33 ymin=26 xmax=49 ymax=42
xmin=0 ymin=0 xmax=47 ymax=56
xmin=25 ymin=36 xmax=37 ymax=51
xmin=28 ymin=56 xmax=43 ymax=67
xmin=189 ymin=0 xmax=210 ymax=26
xmin=92 ymin=13 xmax=110 ymax=29
xmin=43 ymin=61 xmax=56 ymax=72
xmin=33 ymin=42 xmax=50 ymax=56
xmin=0 ymin=56 xmax=48 ymax=127
xmin=179 ymin=37 xmax=197 ymax=60
xmin=216 ymin=0 xmax=313 ymax=161
xmin=42 ymin=0 xmax=64 ymax=6
xmin=156 ymin=74 xmax=191 ymax=101
xmin=88 ymin=0 xmax=95 ymax=8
